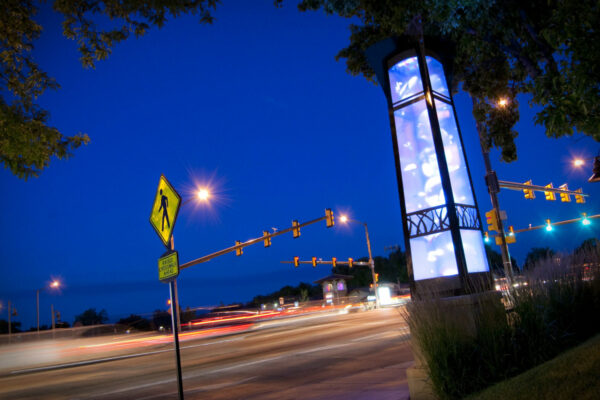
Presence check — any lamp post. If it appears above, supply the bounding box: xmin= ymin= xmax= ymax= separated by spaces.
xmin=475 ymin=100 xmax=514 ymax=282
xmin=37 ymin=280 xmax=60 ymax=335
xmin=340 ymin=215 xmax=380 ymax=308
xmin=572 ymin=155 xmax=600 ymax=183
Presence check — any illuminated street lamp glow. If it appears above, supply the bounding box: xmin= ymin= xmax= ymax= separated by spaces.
xmin=50 ymin=280 xmax=60 ymax=288
xmin=340 ymin=215 xmax=348 ymax=223
xmin=197 ymin=188 xmax=210 ymax=201
xmin=573 ymin=158 xmax=585 ymax=167
xmin=498 ymin=98 xmax=508 ymax=107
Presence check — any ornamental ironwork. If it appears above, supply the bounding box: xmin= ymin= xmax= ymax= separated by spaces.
xmin=455 ymin=204 xmax=480 ymax=230
xmin=407 ymin=204 xmax=479 ymax=238
xmin=406 ymin=205 xmax=449 ymax=238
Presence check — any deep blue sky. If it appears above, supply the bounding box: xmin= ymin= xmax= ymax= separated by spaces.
xmin=1 ymin=1 xmax=599 ymax=329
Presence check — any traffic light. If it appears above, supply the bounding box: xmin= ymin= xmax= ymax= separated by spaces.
xmin=523 ymin=180 xmax=535 ymax=199
xmin=312 ymin=256 xmax=317 ymax=267
xmin=332 ymin=257 xmax=337 ymax=268
xmin=545 ymin=219 xmax=553 ymax=231
xmin=484 ymin=232 xmax=490 ymax=243
xmin=544 ymin=183 xmax=556 ymax=201
xmin=235 ymin=240 xmax=243 ymax=256
xmin=506 ymin=226 xmax=516 ymax=244
xmin=575 ymin=188 xmax=585 ymax=204
xmin=559 ymin=184 xmax=571 ymax=202
xmin=56 ymin=311 xmax=61 ymax=320
xmin=485 ymin=209 xmax=499 ymax=232
xmin=325 ymin=208 xmax=334 ymax=228
xmin=292 ymin=220 xmax=300 ymax=238
xmin=263 ymin=231 xmax=271 ymax=247
xmin=375 ymin=273 xmax=379 ymax=282
xmin=293 ymin=256 xmax=299 ymax=267
xmin=582 ymin=213 xmax=591 ymax=226
xmin=348 ymin=258 xmax=353 ymax=268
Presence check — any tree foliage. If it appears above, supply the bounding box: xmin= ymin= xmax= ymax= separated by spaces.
xmin=74 ymin=307 xmax=108 ymax=325
xmin=291 ymin=0 xmax=600 ymax=161
xmin=332 ymin=248 xmax=409 ymax=289
xmin=116 ymin=314 xmax=152 ymax=331
xmin=249 ymin=282 xmax=322 ymax=307
xmin=484 ymin=243 xmax=519 ymax=275
xmin=1 ymin=0 xmax=219 ymax=179
xmin=523 ymin=247 xmax=555 ymax=270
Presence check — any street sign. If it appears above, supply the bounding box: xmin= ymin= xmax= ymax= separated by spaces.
xmin=150 ymin=175 xmax=181 ymax=247
xmin=158 ymin=251 xmax=179 ymax=282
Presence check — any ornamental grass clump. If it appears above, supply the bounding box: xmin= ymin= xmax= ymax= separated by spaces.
xmin=405 ymin=245 xmax=600 ymax=400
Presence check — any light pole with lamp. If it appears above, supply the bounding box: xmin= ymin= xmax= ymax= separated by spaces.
xmin=37 ymin=280 xmax=60 ymax=335
xmin=339 ymin=215 xmax=381 ymax=308
xmin=475 ymin=98 xmax=514 ymax=281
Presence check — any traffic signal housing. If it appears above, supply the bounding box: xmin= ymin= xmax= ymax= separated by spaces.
xmin=582 ymin=213 xmax=591 ymax=226
xmin=294 ymin=256 xmax=299 ymax=267
xmin=575 ymin=189 xmax=585 ymax=204
xmin=544 ymin=183 xmax=556 ymax=201
xmin=325 ymin=209 xmax=334 ymax=228
xmin=292 ymin=220 xmax=300 ymax=238
xmin=332 ymin=257 xmax=337 ymax=268
xmin=559 ymin=184 xmax=571 ymax=202
xmin=348 ymin=258 xmax=353 ymax=268
xmin=506 ymin=226 xmax=516 ymax=244
xmin=263 ymin=231 xmax=271 ymax=247
xmin=235 ymin=241 xmax=243 ymax=256
xmin=312 ymin=257 xmax=317 ymax=267
xmin=523 ymin=180 xmax=535 ymax=199
xmin=485 ymin=209 xmax=500 ymax=232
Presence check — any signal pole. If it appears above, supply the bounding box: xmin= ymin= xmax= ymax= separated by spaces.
xmin=477 ymin=121 xmax=514 ymax=281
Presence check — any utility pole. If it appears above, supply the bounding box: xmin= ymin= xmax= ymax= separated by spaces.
xmin=477 ymin=121 xmax=513 ymax=281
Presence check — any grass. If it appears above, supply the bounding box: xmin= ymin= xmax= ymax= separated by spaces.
xmin=466 ymin=333 xmax=600 ymax=400
xmin=404 ymin=245 xmax=600 ymax=399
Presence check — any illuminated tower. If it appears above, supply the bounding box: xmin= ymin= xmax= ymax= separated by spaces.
xmin=366 ymin=37 xmax=490 ymax=298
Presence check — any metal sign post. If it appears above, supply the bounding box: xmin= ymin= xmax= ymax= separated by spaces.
xmin=169 ymin=277 xmax=184 ymax=400
xmin=150 ymin=175 xmax=184 ymax=400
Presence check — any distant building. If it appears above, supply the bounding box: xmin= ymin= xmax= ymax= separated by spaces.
xmin=314 ymin=274 xmax=353 ymax=305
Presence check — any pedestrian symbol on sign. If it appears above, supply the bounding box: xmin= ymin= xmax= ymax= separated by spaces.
xmin=150 ymin=175 xmax=181 ymax=247
xmin=158 ymin=189 xmax=170 ymax=231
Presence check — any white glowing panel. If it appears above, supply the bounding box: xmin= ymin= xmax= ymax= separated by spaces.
xmin=394 ymin=100 xmax=445 ymax=213
xmin=410 ymin=232 xmax=458 ymax=280
xmin=460 ymin=229 xmax=490 ymax=273
xmin=389 ymin=56 xmax=423 ymax=104
xmin=435 ymin=99 xmax=475 ymax=206
xmin=425 ymin=57 xmax=449 ymax=97
xmin=377 ymin=286 xmax=392 ymax=305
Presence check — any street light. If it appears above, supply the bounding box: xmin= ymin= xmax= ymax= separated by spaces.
xmin=183 ymin=187 xmax=211 ymax=206
xmin=37 ymin=280 xmax=60 ymax=334
xmin=339 ymin=214 xmax=380 ymax=308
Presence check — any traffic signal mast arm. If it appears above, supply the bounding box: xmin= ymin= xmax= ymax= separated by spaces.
xmin=498 ymin=180 xmax=589 ymax=198
xmin=180 ymin=210 xmax=333 ymax=270
xmin=281 ymin=259 xmax=370 ymax=266
xmin=488 ymin=213 xmax=599 ymax=237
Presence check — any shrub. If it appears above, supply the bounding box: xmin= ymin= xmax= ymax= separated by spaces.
xmin=405 ymin=246 xmax=600 ymax=399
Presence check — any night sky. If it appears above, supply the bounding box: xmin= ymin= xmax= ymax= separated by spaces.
xmin=1 ymin=1 xmax=599 ymax=330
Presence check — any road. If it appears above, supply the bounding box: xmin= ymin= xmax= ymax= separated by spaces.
xmin=0 ymin=307 xmax=413 ymax=399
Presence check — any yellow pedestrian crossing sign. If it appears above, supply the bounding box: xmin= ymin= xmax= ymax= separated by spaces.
xmin=150 ymin=175 xmax=181 ymax=247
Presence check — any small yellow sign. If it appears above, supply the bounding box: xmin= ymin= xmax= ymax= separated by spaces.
xmin=158 ymin=251 xmax=179 ymax=282
xmin=150 ymin=175 xmax=181 ymax=247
